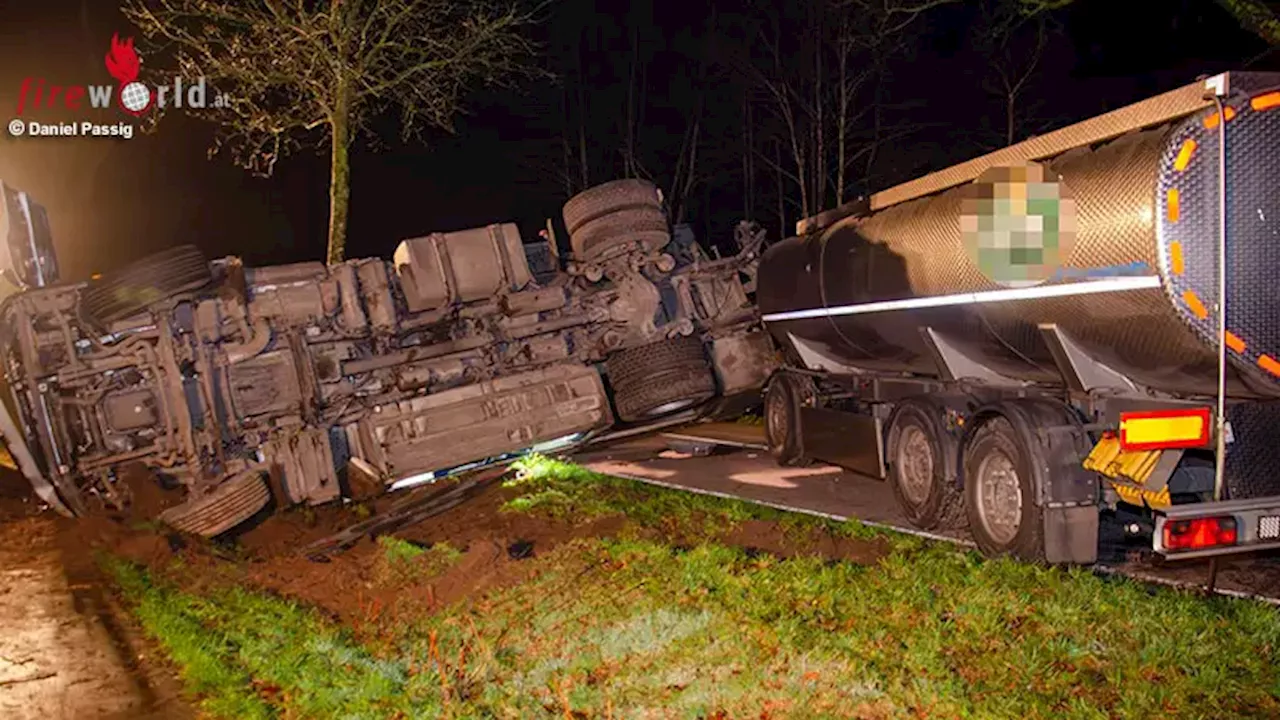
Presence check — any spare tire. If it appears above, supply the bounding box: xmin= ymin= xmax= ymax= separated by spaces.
xmin=606 ymin=336 xmax=717 ymax=423
xmin=82 ymin=244 xmax=211 ymax=324
xmin=562 ymin=180 xmax=670 ymax=261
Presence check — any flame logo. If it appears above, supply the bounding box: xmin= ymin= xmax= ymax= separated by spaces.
xmin=105 ymin=34 xmax=140 ymax=84
xmin=105 ymin=33 xmax=151 ymax=115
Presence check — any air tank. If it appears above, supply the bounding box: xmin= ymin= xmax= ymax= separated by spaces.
xmin=759 ymin=74 xmax=1280 ymax=399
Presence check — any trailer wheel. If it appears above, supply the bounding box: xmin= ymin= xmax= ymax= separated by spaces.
xmin=962 ymin=417 xmax=1045 ymax=560
xmin=606 ymin=336 xmax=716 ymax=423
xmin=764 ymin=374 xmax=808 ymax=466
xmin=886 ymin=402 xmax=965 ymax=531
xmin=82 ymin=244 xmax=212 ymax=324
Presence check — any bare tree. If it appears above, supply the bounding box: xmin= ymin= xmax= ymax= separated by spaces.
xmin=124 ymin=0 xmax=543 ymax=264
xmin=975 ymin=0 xmax=1060 ymax=147
xmin=739 ymin=0 xmax=956 ymax=221
xmin=1212 ymin=0 xmax=1280 ymax=45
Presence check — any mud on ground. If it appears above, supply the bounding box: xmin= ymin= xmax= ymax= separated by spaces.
xmin=0 ymin=461 xmax=885 ymax=717
xmin=65 ymin=471 xmax=889 ymax=640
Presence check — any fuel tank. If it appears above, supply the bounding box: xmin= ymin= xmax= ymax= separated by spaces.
xmin=759 ymin=76 xmax=1280 ymax=399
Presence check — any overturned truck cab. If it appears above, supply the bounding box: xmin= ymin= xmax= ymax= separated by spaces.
xmin=759 ymin=72 xmax=1280 ymax=563
xmin=0 ymin=179 xmax=776 ymax=536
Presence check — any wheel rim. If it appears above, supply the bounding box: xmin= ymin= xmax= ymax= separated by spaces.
xmin=638 ymin=397 xmax=700 ymax=420
xmin=896 ymin=425 xmax=934 ymax=506
xmin=975 ymin=450 xmax=1023 ymax=546
xmin=766 ymin=384 xmax=790 ymax=450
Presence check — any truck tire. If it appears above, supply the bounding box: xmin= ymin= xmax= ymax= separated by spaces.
xmin=159 ymin=470 xmax=272 ymax=538
xmin=82 ymin=244 xmax=212 ymax=324
xmin=764 ymin=374 xmax=808 ymax=466
xmin=962 ymin=416 xmax=1045 ymax=560
xmin=562 ymin=180 xmax=669 ymax=261
xmin=606 ymin=336 xmax=716 ymax=423
xmin=886 ymin=401 xmax=965 ymax=531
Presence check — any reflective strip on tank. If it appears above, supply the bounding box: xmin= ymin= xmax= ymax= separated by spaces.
xmin=760 ymin=275 xmax=1163 ymax=322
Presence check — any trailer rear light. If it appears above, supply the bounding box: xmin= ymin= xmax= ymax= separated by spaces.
xmin=1118 ymin=407 xmax=1210 ymax=451
xmin=1162 ymin=516 xmax=1238 ymax=552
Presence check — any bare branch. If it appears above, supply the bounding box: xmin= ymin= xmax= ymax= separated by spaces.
xmin=1211 ymin=0 xmax=1280 ymax=46
xmin=123 ymin=0 xmax=543 ymax=263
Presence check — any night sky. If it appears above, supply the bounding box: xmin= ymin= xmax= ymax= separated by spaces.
xmin=0 ymin=0 xmax=1268 ymax=282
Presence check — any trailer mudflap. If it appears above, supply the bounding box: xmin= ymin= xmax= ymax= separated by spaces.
xmin=1154 ymin=495 xmax=1280 ymax=559
xmin=1044 ymin=504 xmax=1101 ymax=564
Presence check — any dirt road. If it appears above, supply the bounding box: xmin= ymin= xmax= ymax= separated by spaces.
xmin=0 ymin=478 xmax=188 ymax=720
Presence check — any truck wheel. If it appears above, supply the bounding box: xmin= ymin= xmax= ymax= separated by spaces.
xmin=886 ymin=402 xmax=964 ymax=530
xmin=962 ymin=417 xmax=1045 ymax=560
xmin=82 ymin=244 xmax=212 ymax=324
xmin=606 ymin=336 xmax=716 ymax=423
xmin=764 ymin=374 xmax=808 ymax=466
xmin=562 ymin=180 xmax=670 ymax=261
xmin=159 ymin=470 xmax=272 ymax=538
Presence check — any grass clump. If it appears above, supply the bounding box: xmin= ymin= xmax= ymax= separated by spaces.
xmin=374 ymin=536 xmax=463 ymax=586
xmin=104 ymin=557 xmax=448 ymax=719
xmin=506 ymin=453 xmax=786 ymax=539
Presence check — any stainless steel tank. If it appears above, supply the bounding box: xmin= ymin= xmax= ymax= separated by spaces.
xmin=759 ymin=76 xmax=1280 ymax=399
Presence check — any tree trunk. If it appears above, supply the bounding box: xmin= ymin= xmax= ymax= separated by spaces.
xmin=775 ymin=141 xmax=786 ymax=241
xmin=1006 ymin=92 xmax=1016 ymax=146
xmin=742 ymin=94 xmax=749 ymax=219
xmin=836 ymin=44 xmax=848 ymax=205
xmin=326 ymin=87 xmax=351 ymax=266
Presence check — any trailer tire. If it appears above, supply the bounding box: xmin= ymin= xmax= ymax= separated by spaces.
xmin=886 ymin=401 xmax=965 ymax=531
xmin=607 ymin=336 xmax=716 ymax=423
xmin=82 ymin=244 xmax=212 ymax=324
xmin=962 ymin=416 xmax=1045 ymax=560
xmin=764 ymin=374 xmax=809 ymax=467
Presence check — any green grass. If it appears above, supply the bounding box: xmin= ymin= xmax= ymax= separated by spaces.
xmin=507 ymin=453 xmax=904 ymax=549
xmin=374 ymin=536 xmax=464 ymax=586
xmin=108 ymin=459 xmax=1280 ymax=719
xmin=505 ymin=453 xmax=798 ymax=540
xmin=105 ymin=557 xmax=445 ymax=719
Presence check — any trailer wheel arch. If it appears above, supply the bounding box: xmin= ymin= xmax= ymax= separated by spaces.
xmin=956 ymin=399 xmax=1091 ymax=503
xmin=959 ymin=399 xmax=1097 ymax=562
xmin=883 ymin=397 xmax=966 ymax=530
xmin=763 ymin=370 xmax=813 ymax=467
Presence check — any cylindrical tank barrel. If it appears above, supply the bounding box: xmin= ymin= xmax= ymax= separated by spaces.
xmin=759 ymin=91 xmax=1280 ymax=400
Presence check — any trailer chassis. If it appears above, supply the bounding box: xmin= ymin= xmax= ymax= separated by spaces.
xmin=764 ymin=322 xmax=1280 ymax=564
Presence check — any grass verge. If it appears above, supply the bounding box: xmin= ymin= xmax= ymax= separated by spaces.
xmin=106 ymin=457 xmax=1280 ymax=719
xmin=503 ymin=453 xmax=892 ymax=546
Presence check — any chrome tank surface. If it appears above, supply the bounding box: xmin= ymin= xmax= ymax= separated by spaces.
xmin=760 ymin=85 xmax=1280 ymax=399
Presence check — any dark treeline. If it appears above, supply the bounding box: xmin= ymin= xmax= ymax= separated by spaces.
xmin=485 ymin=0 xmax=1265 ymax=254
xmin=0 ymin=0 xmax=1269 ymax=276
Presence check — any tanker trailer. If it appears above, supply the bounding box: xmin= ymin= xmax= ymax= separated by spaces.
xmin=758 ymin=71 xmax=1280 ymax=564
